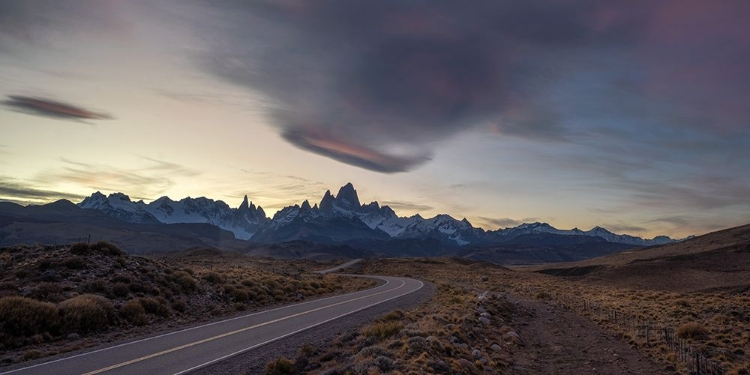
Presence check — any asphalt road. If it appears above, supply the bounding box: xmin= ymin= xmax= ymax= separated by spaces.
xmin=4 ymin=274 xmax=423 ymax=375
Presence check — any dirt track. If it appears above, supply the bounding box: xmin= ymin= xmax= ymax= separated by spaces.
xmin=508 ymin=297 xmax=674 ymax=375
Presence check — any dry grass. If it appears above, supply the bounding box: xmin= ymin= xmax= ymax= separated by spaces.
xmin=265 ymin=356 xmax=297 ymax=375
xmin=267 ymin=258 xmax=521 ymax=374
xmin=503 ymin=269 xmax=750 ymax=374
xmin=264 ymin=256 xmax=749 ymax=375
xmin=0 ymin=244 xmax=375 ymax=365
xmin=58 ymin=294 xmax=115 ymax=333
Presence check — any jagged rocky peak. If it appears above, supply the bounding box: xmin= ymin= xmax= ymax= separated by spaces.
xmin=301 ymin=199 xmax=312 ymax=210
xmin=336 ymin=182 xmax=361 ymax=207
xmin=110 ymin=192 xmax=131 ymax=200
xmin=239 ymin=195 xmax=249 ymax=210
xmin=319 ymin=190 xmax=333 ymax=208
xmin=79 ymin=191 xmax=107 ymax=208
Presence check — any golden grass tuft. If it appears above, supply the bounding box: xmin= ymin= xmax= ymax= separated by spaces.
xmin=676 ymin=321 xmax=709 ymax=340
xmin=362 ymin=321 xmax=404 ymax=340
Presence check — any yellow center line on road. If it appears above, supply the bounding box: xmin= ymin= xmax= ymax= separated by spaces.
xmin=83 ymin=279 xmax=407 ymax=375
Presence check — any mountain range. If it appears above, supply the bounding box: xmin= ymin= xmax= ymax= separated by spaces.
xmin=74 ymin=183 xmax=674 ymax=248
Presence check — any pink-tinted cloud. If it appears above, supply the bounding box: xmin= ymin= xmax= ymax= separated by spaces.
xmin=184 ymin=1 xmax=750 ymax=171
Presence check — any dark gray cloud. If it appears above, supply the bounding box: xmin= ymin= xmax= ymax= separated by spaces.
xmin=3 ymin=95 xmax=113 ymax=121
xmin=195 ymin=0 xmax=655 ymax=172
xmin=0 ymin=177 xmax=86 ymax=202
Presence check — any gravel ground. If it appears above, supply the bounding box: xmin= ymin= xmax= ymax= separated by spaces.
xmin=191 ymin=278 xmax=436 ymax=375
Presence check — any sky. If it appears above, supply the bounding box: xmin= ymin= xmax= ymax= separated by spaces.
xmin=1 ymin=0 xmax=749 ymax=239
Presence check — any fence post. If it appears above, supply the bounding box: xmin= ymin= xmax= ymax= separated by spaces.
xmin=695 ymin=352 xmax=700 ymax=375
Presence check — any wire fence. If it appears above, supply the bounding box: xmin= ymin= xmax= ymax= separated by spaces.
xmin=520 ymin=288 xmax=726 ymax=375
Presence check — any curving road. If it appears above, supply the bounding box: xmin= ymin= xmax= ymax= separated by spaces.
xmin=4 ymin=274 xmax=423 ymax=375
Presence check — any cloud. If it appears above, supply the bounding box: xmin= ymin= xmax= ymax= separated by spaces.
xmin=473 ymin=216 xmax=539 ymax=229
xmin=229 ymin=169 xmax=327 ymax=210
xmin=192 ymin=1 xmax=660 ymax=172
xmin=282 ymin=128 xmax=430 ymax=173
xmin=0 ymin=177 xmax=86 ymax=203
xmin=3 ymin=95 xmax=113 ymax=121
xmin=179 ymin=0 xmax=750 ymax=173
xmin=603 ymin=224 xmax=647 ymax=234
xmin=380 ymin=201 xmax=433 ymax=213
xmin=37 ymin=157 xmax=198 ymax=199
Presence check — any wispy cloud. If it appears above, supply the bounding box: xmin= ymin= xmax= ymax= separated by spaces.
xmin=473 ymin=216 xmax=539 ymax=230
xmin=226 ymin=169 xmax=327 ymax=210
xmin=0 ymin=176 xmax=86 ymax=203
xmin=3 ymin=95 xmax=113 ymax=121
xmin=380 ymin=201 xmax=433 ymax=213
xmin=602 ymin=224 xmax=648 ymax=234
xmin=37 ymin=157 xmax=199 ymax=199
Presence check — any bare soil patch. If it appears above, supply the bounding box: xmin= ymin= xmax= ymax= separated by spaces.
xmin=508 ymin=296 xmax=672 ymax=375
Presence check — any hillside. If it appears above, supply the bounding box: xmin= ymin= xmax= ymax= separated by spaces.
xmin=533 ymin=223 xmax=750 ymax=292
xmin=0 ymin=243 xmax=372 ymax=365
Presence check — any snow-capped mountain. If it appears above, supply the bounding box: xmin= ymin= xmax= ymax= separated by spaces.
xmin=79 ymin=192 xmax=160 ymax=224
xmin=78 ymin=183 xmax=674 ymax=247
xmin=489 ymin=222 xmax=672 ymax=246
xmin=78 ymin=192 xmax=267 ymax=239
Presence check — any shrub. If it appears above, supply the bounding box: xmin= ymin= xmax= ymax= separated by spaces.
xmin=173 ymin=272 xmax=198 ymax=293
xmin=231 ymin=289 xmax=249 ymax=303
xmin=0 ymin=296 xmax=59 ymax=338
xmin=63 ymin=256 xmax=87 ymax=269
xmin=59 ymin=294 xmax=115 ymax=333
xmin=381 ymin=310 xmax=405 ymax=322
xmin=120 ymin=300 xmax=147 ymax=326
xmin=361 ymin=321 xmax=403 ymax=340
xmin=266 ymin=356 xmax=297 ymax=375
xmin=203 ymin=272 xmax=224 ymax=284
xmin=70 ymin=242 xmax=124 ymax=257
xmin=677 ymin=322 xmax=709 ymax=340
xmin=81 ymin=280 xmax=107 ymax=294
xmin=112 ymin=282 xmax=130 ymax=297
xmin=139 ymin=297 xmax=170 ymax=317
xmin=69 ymin=243 xmax=90 ymax=255
xmin=171 ymin=299 xmax=187 ymax=313
xmin=535 ymin=292 xmax=552 ymax=300
xmin=92 ymin=241 xmax=124 ymax=256
xmin=28 ymin=282 xmax=65 ymax=303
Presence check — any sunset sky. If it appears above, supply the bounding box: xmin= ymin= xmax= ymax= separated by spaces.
xmin=1 ymin=1 xmax=749 ymax=238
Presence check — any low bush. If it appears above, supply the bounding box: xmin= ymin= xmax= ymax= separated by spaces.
xmin=120 ymin=300 xmax=147 ymax=326
xmin=535 ymin=291 xmax=552 ymax=300
xmin=676 ymin=322 xmax=709 ymax=340
xmin=63 ymin=256 xmax=86 ymax=270
xmin=0 ymin=296 xmax=59 ymax=338
xmin=112 ymin=282 xmax=130 ymax=298
xmin=266 ymin=356 xmax=297 ymax=375
xmin=139 ymin=297 xmax=170 ymax=317
xmin=59 ymin=294 xmax=115 ymax=333
xmin=69 ymin=242 xmax=124 ymax=257
xmin=172 ymin=272 xmax=198 ymax=293
xmin=203 ymin=272 xmax=224 ymax=284
xmin=381 ymin=310 xmax=405 ymax=322
xmin=361 ymin=321 xmax=404 ymax=340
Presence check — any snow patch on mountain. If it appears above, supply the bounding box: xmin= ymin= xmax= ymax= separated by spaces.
xmin=78 ymin=183 xmax=674 ymax=247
